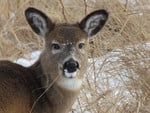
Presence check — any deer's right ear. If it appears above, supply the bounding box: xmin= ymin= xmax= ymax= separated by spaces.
xmin=25 ymin=7 xmax=54 ymax=37
xmin=79 ymin=10 xmax=108 ymax=37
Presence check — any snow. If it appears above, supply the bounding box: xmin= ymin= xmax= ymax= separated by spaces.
xmin=15 ymin=58 xmax=34 ymax=67
xmin=15 ymin=50 xmax=41 ymax=67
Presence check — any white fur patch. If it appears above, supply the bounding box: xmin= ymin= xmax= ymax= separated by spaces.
xmin=57 ymin=66 xmax=82 ymax=90
xmin=57 ymin=77 xmax=82 ymax=91
xmin=64 ymin=69 xmax=77 ymax=78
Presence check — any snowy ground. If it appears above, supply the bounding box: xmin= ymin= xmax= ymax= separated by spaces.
xmin=15 ymin=50 xmax=41 ymax=67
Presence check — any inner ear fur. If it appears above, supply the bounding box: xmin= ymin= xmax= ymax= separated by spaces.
xmin=79 ymin=10 xmax=108 ymax=37
xmin=25 ymin=7 xmax=54 ymax=37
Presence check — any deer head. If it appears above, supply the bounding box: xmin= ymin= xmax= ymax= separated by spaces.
xmin=25 ymin=7 xmax=108 ymax=91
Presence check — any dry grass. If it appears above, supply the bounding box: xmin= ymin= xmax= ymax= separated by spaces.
xmin=0 ymin=0 xmax=150 ymax=113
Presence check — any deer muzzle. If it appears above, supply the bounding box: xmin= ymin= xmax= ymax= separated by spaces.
xmin=63 ymin=59 xmax=79 ymax=78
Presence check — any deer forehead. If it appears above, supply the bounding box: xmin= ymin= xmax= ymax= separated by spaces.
xmin=48 ymin=24 xmax=87 ymax=44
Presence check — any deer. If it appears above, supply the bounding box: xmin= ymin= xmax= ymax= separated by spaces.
xmin=0 ymin=7 xmax=108 ymax=113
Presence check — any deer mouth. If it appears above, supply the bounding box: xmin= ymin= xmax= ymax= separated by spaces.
xmin=63 ymin=59 xmax=79 ymax=78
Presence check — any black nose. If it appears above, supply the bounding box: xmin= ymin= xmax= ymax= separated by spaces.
xmin=63 ymin=59 xmax=79 ymax=73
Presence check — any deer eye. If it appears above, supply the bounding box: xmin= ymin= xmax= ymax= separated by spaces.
xmin=51 ymin=43 xmax=61 ymax=50
xmin=78 ymin=43 xmax=85 ymax=49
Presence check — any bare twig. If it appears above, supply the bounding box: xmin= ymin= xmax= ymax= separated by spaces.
xmin=59 ymin=0 xmax=68 ymax=22
xmin=30 ymin=75 xmax=59 ymax=113
xmin=77 ymin=97 xmax=83 ymax=113
xmin=83 ymin=0 xmax=87 ymax=15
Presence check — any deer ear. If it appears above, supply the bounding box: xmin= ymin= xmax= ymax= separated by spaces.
xmin=25 ymin=7 xmax=54 ymax=37
xmin=79 ymin=10 xmax=108 ymax=37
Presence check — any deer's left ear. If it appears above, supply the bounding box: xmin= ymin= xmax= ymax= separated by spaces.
xmin=79 ymin=10 xmax=108 ymax=37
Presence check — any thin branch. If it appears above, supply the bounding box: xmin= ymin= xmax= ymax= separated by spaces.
xmin=77 ymin=97 xmax=83 ymax=113
xmin=59 ymin=0 xmax=68 ymax=22
xmin=30 ymin=75 xmax=59 ymax=113
xmin=83 ymin=0 xmax=88 ymax=15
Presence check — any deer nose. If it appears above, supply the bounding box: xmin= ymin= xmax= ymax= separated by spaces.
xmin=63 ymin=59 xmax=79 ymax=73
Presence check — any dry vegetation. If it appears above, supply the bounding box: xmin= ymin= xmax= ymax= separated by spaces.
xmin=0 ymin=0 xmax=150 ymax=113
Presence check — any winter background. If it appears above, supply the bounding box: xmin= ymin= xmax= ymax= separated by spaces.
xmin=0 ymin=0 xmax=150 ymax=113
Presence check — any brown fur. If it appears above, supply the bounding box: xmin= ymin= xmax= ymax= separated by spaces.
xmin=0 ymin=7 xmax=108 ymax=113
xmin=0 ymin=56 xmax=83 ymax=113
xmin=0 ymin=25 xmax=88 ymax=113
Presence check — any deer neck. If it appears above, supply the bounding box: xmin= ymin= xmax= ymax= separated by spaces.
xmin=30 ymin=60 xmax=81 ymax=113
xmin=48 ymin=84 xmax=80 ymax=113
